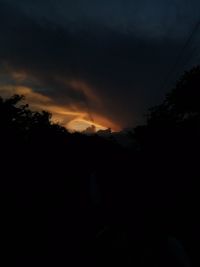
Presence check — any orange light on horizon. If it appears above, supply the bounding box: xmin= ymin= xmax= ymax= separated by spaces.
xmin=67 ymin=118 xmax=107 ymax=132
xmin=0 ymin=83 xmax=121 ymax=133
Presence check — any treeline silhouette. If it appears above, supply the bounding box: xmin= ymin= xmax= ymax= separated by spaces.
xmin=1 ymin=66 xmax=200 ymax=266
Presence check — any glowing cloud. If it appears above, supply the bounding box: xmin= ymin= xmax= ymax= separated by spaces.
xmin=67 ymin=119 xmax=106 ymax=132
xmin=0 ymin=82 xmax=119 ymax=132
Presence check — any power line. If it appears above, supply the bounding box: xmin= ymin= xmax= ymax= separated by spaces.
xmin=81 ymin=89 xmax=94 ymax=123
xmin=160 ymin=18 xmax=200 ymax=92
xmin=180 ymin=45 xmax=200 ymax=71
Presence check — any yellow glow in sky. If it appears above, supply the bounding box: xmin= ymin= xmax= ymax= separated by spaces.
xmin=67 ymin=118 xmax=106 ymax=132
xmin=0 ymin=84 xmax=119 ymax=132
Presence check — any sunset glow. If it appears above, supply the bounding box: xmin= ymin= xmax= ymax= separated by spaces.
xmin=1 ymin=1 xmax=199 ymax=265
xmin=0 ymin=83 xmax=119 ymax=132
xmin=67 ymin=119 xmax=107 ymax=132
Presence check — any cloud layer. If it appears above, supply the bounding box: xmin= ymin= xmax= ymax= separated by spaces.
xmin=0 ymin=0 xmax=200 ymax=130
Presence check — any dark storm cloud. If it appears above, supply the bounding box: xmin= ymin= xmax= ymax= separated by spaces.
xmin=7 ymin=0 xmax=200 ymax=40
xmin=0 ymin=0 xmax=200 ymax=128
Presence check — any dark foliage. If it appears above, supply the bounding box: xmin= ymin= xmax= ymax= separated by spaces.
xmin=1 ymin=67 xmax=200 ymax=266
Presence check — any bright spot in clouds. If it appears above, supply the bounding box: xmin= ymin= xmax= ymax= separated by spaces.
xmin=67 ymin=119 xmax=106 ymax=132
xmin=0 ymin=82 xmax=118 ymax=132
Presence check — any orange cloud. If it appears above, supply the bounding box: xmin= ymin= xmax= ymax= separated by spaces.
xmin=68 ymin=80 xmax=100 ymax=104
xmin=11 ymin=71 xmax=27 ymax=82
xmin=0 ymin=84 xmax=120 ymax=132
xmin=67 ymin=119 xmax=106 ymax=132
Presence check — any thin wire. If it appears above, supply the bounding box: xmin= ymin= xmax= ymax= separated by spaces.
xmin=85 ymin=100 xmax=94 ymax=124
xmin=160 ymin=18 xmax=200 ymax=92
xmin=81 ymin=90 xmax=94 ymax=123
xmin=180 ymin=45 xmax=200 ymax=71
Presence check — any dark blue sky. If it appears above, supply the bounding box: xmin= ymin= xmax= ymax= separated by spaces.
xmin=0 ymin=0 xmax=200 ymax=130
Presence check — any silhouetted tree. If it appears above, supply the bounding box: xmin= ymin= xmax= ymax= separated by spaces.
xmin=2 ymin=65 xmax=200 ymax=267
xmin=0 ymin=94 xmax=68 ymax=142
xmin=134 ymin=66 xmax=200 ymax=150
xmin=133 ymin=66 xmax=200 ymax=267
xmin=0 ymin=93 xmax=127 ymax=266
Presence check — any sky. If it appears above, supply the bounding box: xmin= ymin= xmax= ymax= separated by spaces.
xmin=0 ymin=0 xmax=200 ymax=131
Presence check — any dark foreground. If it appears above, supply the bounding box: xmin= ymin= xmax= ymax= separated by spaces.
xmin=1 ymin=67 xmax=200 ymax=266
